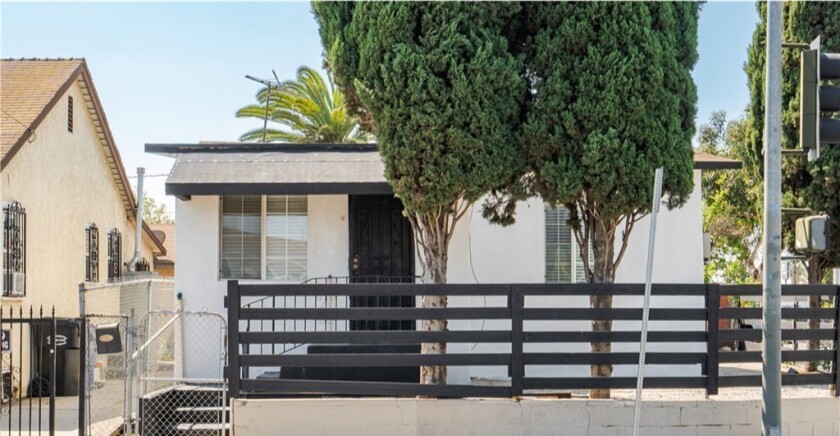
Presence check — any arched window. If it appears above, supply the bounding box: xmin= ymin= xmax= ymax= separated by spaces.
xmin=86 ymin=223 xmax=99 ymax=282
xmin=107 ymin=228 xmax=122 ymax=281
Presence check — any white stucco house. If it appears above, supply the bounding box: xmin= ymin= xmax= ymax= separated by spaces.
xmin=149 ymin=142 xmax=739 ymax=382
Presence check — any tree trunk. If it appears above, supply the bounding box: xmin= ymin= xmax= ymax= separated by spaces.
xmin=806 ymin=260 xmax=823 ymax=372
xmin=407 ymin=204 xmax=470 ymax=386
xmin=590 ymin=223 xmax=616 ymax=399
xmin=420 ymin=249 xmax=448 ymax=385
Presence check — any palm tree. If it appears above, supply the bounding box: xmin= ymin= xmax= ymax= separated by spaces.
xmin=236 ymin=66 xmax=370 ymax=143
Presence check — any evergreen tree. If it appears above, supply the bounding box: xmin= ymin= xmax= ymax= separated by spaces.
xmin=508 ymin=2 xmax=699 ymax=398
xmin=745 ymin=1 xmax=840 ymax=369
xmin=314 ymin=2 xmax=526 ymax=385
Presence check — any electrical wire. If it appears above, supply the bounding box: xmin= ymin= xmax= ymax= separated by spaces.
xmin=1 ymin=109 xmax=37 ymax=142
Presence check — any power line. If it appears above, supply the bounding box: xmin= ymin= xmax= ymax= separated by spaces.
xmin=1 ymin=109 xmax=37 ymax=142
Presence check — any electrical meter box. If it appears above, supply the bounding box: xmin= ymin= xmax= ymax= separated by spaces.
xmin=795 ymin=215 xmax=830 ymax=253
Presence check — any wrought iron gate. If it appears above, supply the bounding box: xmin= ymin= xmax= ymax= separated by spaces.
xmin=0 ymin=306 xmax=83 ymax=435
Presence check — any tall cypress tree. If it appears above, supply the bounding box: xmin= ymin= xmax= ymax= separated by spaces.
xmin=509 ymin=2 xmax=699 ymax=398
xmin=314 ymin=2 xmax=526 ymax=385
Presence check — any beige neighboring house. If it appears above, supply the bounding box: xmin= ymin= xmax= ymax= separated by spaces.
xmin=149 ymin=223 xmax=175 ymax=277
xmin=1 ymin=58 xmax=165 ymax=318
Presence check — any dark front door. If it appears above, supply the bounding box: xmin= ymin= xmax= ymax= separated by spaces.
xmin=349 ymin=195 xmax=415 ymax=330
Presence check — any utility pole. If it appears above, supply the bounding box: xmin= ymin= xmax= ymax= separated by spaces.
xmin=762 ymin=1 xmax=783 ymax=435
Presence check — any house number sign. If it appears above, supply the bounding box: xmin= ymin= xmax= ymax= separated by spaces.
xmin=1 ymin=330 xmax=10 ymax=352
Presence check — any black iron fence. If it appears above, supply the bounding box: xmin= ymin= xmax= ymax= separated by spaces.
xmin=227 ymin=281 xmax=840 ymax=399
xmin=0 ymin=307 xmax=85 ymax=435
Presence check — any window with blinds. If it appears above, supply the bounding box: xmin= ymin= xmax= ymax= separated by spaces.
xmin=545 ymin=207 xmax=591 ymax=283
xmin=221 ymin=196 xmax=262 ymax=279
xmin=266 ymin=196 xmax=308 ymax=281
xmin=220 ymin=195 xmax=308 ymax=281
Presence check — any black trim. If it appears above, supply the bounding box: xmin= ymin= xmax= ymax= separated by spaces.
xmin=693 ymin=160 xmax=742 ymax=170
xmin=166 ymin=182 xmax=393 ymax=196
xmin=146 ymin=142 xmax=379 ymax=155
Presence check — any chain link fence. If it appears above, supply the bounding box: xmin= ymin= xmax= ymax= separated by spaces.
xmin=80 ymin=278 xmax=175 ymax=436
xmin=137 ymin=310 xmax=227 ymax=436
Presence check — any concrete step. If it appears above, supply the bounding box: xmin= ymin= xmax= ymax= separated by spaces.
xmin=175 ymin=406 xmax=230 ymax=424
xmin=175 ymin=422 xmax=230 ymax=436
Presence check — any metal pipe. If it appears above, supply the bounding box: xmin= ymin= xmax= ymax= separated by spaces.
xmin=633 ymin=167 xmax=664 ymax=436
xmin=762 ymin=2 xmax=783 ymax=434
xmin=131 ymin=314 xmax=180 ymax=361
xmin=124 ymin=309 xmax=134 ymax=436
xmin=128 ymin=167 xmax=145 ymax=271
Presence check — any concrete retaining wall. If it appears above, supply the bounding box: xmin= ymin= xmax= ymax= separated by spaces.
xmin=231 ymin=396 xmax=839 ymax=436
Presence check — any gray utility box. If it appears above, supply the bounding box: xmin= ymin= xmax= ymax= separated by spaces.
xmin=795 ymin=215 xmax=830 ymax=253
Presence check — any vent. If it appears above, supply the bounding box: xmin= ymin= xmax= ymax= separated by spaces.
xmin=67 ymin=96 xmax=73 ymax=133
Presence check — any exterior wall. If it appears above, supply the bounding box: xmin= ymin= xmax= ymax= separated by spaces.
xmin=445 ymin=170 xmax=705 ymax=382
xmin=0 ymin=79 xmax=157 ymax=317
xmin=232 ymin=396 xmax=839 ymax=436
xmin=154 ymin=262 xmax=174 ymax=278
xmin=176 ymin=173 xmax=704 ymax=380
xmin=175 ymin=194 xmax=349 ymax=315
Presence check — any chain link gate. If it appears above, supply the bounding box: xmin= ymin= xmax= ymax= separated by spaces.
xmin=82 ymin=313 xmax=132 ymax=436
xmin=136 ymin=310 xmax=227 ymax=436
xmin=79 ymin=278 xmax=175 ymax=435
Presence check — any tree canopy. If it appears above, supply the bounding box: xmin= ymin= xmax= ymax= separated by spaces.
xmin=698 ymin=111 xmax=763 ymax=284
xmin=744 ymin=1 xmax=840 ymax=283
xmin=236 ymin=66 xmax=370 ymax=143
xmin=314 ymin=1 xmax=527 ymax=385
xmin=314 ymin=2 xmax=700 ymax=394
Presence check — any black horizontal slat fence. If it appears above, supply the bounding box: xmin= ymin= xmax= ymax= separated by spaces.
xmin=227 ymin=281 xmax=840 ymax=399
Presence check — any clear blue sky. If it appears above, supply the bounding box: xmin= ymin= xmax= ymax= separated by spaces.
xmin=1 ymin=1 xmax=760 ymax=216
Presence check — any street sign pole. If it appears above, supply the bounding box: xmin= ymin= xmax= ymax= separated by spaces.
xmin=762 ymin=1 xmax=783 ymax=435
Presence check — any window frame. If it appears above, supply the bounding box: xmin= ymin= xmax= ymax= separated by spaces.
xmin=544 ymin=206 xmax=591 ymax=284
xmin=107 ymin=228 xmax=122 ymax=281
xmin=219 ymin=195 xmax=309 ymax=282
xmin=86 ymin=223 xmax=99 ymax=283
xmin=2 ymin=201 xmax=26 ymax=297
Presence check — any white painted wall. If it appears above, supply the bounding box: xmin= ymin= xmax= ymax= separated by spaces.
xmin=232 ymin=396 xmax=840 ymax=436
xmin=176 ymin=172 xmax=706 ymax=380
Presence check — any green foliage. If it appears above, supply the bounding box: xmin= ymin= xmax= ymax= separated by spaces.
xmin=236 ymin=66 xmax=370 ymax=143
xmin=699 ymin=112 xmax=762 ymax=284
xmin=516 ymin=2 xmax=698 ymax=280
xmin=314 ymin=2 xmax=525 ymax=217
xmin=745 ymin=1 xmax=840 ymax=282
xmin=143 ymin=196 xmax=173 ymax=224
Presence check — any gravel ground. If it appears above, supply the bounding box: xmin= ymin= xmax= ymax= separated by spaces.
xmin=563 ymin=362 xmax=834 ymax=401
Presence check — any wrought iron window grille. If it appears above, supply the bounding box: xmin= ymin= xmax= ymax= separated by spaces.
xmin=86 ymin=224 xmax=99 ymax=282
xmin=2 ymin=202 xmax=25 ymax=297
xmin=107 ymin=228 xmax=122 ymax=281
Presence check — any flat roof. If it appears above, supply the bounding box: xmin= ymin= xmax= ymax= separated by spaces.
xmin=148 ymin=143 xmax=741 ymax=197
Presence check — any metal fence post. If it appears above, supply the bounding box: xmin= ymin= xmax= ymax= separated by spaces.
xmin=833 ymin=286 xmax=840 ymax=397
xmin=706 ymin=284 xmax=720 ymax=397
xmin=78 ymin=283 xmax=86 ymax=436
xmin=78 ymin=316 xmax=86 ymax=436
xmin=49 ymin=315 xmax=57 ymax=435
xmin=124 ymin=309 xmax=134 ymax=436
xmin=509 ymin=285 xmax=524 ymax=397
xmin=227 ymin=281 xmax=241 ymax=398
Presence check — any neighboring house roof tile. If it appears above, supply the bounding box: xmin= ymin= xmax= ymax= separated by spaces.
xmin=1 ymin=58 xmax=165 ymax=255
xmin=692 ymin=151 xmax=742 ymax=170
xmin=1 ymin=58 xmax=84 ymax=161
